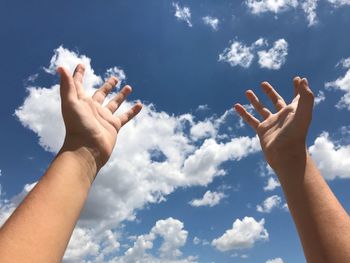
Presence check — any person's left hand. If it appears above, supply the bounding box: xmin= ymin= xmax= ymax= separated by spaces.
xmin=58 ymin=64 xmax=142 ymax=174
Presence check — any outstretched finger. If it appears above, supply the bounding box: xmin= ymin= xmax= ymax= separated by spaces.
xmin=118 ymin=102 xmax=143 ymax=128
xmin=246 ymin=90 xmax=271 ymax=119
xmin=295 ymin=78 xmax=314 ymax=123
xmin=92 ymin=77 xmax=119 ymax=104
xmin=293 ymin=76 xmax=301 ymax=98
xmin=58 ymin=66 xmax=77 ymax=103
xmin=234 ymin=103 xmax=260 ymax=130
xmin=72 ymin=64 xmax=86 ymax=96
xmin=106 ymin=85 xmax=132 ymax=113
xmin=261 ymin=81 xmax=286 ymax=111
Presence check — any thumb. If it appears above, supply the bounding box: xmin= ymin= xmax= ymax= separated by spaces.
xmin=57 ymin=66 xmax=77 ymax=103
xmin=295 ymin=78 xmax=314 ymax=126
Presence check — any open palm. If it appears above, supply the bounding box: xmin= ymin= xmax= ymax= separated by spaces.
xmin=58 ymin=64 xmax=142 ymax=169
xmin=235 ymin=77 xmax=314 ymax=169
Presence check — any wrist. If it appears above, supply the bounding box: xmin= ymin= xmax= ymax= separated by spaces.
xmin=58 ymin=139 xmax=100 ymax=184
xmin=267 ymin=143 xmax=309 ymax=176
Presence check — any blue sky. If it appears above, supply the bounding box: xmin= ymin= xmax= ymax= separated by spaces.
xmin=1 ymin=1 xmax=350 ymax=262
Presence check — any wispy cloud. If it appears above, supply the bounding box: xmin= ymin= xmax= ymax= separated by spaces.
xmin=202 ymin=16 xmax=219 ymax=31
xmin=173 ymin=3 xmax=192 ymax=27
xmin=189 ymin=190 xmax=226 ymax=207
xmin=256 ymin=195 xmax=282 ymax=213
xmin=325 ymin=57 xmax=350 ymax=110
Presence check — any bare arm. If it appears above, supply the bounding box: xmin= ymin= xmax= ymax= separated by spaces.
xmin=235 ymin=78 xmax=350 ymax=263
xmin=0 ymin=64 xmax=142 ymax=263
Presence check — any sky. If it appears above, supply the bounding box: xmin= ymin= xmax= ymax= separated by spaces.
xmin=0 ymin=0 xmax=350 ymax=262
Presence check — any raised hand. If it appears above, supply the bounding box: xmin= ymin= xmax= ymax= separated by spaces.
xmin=58 ymin=64 xmax=142 ymax=175
xmin=234 ymin=77 xmax=314 ymax=171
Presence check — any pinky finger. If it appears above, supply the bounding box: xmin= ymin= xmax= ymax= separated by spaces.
xmin=118 ymin=102 xmax=143 ymax=128
xmin=234 ymin=103 xmax=260 ymax=130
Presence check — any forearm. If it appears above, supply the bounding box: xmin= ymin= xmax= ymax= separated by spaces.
xmin=274 ymin=149 xmax=350 ymax=263
xmin=0 ymin=147 xmax=95 ymax=263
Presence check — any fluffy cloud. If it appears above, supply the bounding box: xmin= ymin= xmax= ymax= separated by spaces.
xmin=219 ymin=38 xmax=288 ymax=70
xmin=309 ymin=132 xmax=350 ymax=180
xmin=256 ymin=195 xmax=282 ymax=213
xmin=173 ymin=3 xmax=192 ymax=27
xmin=219 ymin=41 xmax=256 ymax=68
xmin=325 ymin=57 xmax=350 ymax=109
xmin=219 ymin=38 xmax=267 ymax=68
xmin=266 ymin=258 xmax=284 ymax=263
xmin=263 ymin=177 xmax=281 ymax=191
xmin=12 ymin=46 xmax=260 ymax=261
xmin=189 ymin=190 xmax=226 ymax=207
xmin=202 ymin=16 xmax=219 ymax=31
xmin=257 ymin=39 xmax=288 ymax=70
xmin=114 ymin=218 xmax=196 ymax=263
xmin=301 ymin=0 xmax=319 ymax=26
xmin=245 ymin=0 xmax=298 ymax=14
xmin=212 ymin=217 xmax=268 ymax=251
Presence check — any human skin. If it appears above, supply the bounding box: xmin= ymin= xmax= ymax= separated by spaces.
xmin=0 ymin=64 xmax=142 ymax=263
xmin=235 ymin=77 xmax=350 ymax=263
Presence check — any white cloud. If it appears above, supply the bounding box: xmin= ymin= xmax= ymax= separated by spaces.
xmin=114 ymin=218 xmax=196 ymax=263
xmin=12 ymin=46 xmax=261 ymax=261
xmin=263 ymin=177 xmax=280 ymax=191
xmin=309 ymin=132 xmax=350 ymax=180
xmin=246 ymin=0 xmax=321 ymax=27
xmin=337 ymin=57 xmax=350 ymax=68
xmin=257 ymin=39 xmax=288 ymax=70
xmin=246 ymin=0 xmax=298 ymax=14
xmin=314 ymin=90 xmax=326 ymax=105
xmin=302 ymin=0 xmax=318 ymax=26
xmin=266 ymin=258 xmax=284 ymax=263
xmin=325 ymin=59 xmax=350 ymax=109
xmin=212 ymin=217 xmax=268 ymax=251
xmin=202 ymin=16 xmax=219 ymax=31
xmin=218 ymin=38 xmax=267 ymax=68
xmin=219 ymin=38 xmax=288 ymax=70
xmin=256 ymin=195 xmax=282 ymax=213
xmin=190 ymin=120 xmax=217 ymax=140
xmin=189 ymin=190 xmax=226 ymax=207
xmin=327 ymin=0 xmax=350 ymax=7
xmin=219 ymin=41 xmax=255 ymax=68
xmin=173 ymin=3 xmax=192 ymax=27
xmin=104 ymin=66 xmax=126 ymax=90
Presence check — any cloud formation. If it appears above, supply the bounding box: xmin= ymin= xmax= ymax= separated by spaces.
xmin=219 ymin=38 xmax=288 ymax=70
xmin=309 ymin=132 xmax=350 ymax=180
xmin=202 ymin=16 xmax=219 ymax=31
xmin=257 ymin=39 xmax=288 ymax=70
xmin=325 ymin=57 xmax=350 ymax=110
xmin=12 ymin=46 xmax=261 ymax=261
xmin=212 ymin=217 xmax=268 ymax=251
xmin=173 ymin=3 xmax=192 ymax=27
xmin=256 ymin=195 xmax=282 ymax=213
xmin=246 ymin=0 xmax=298 ymax=14
xmin=189 ymin=190 xmax=226 ymax=207
xmin=264 ymin=177 xmax=281 ymax=191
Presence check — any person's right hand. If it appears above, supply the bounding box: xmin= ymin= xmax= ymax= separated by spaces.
xmin=234 ymin=77 xmax=314 ymax=171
